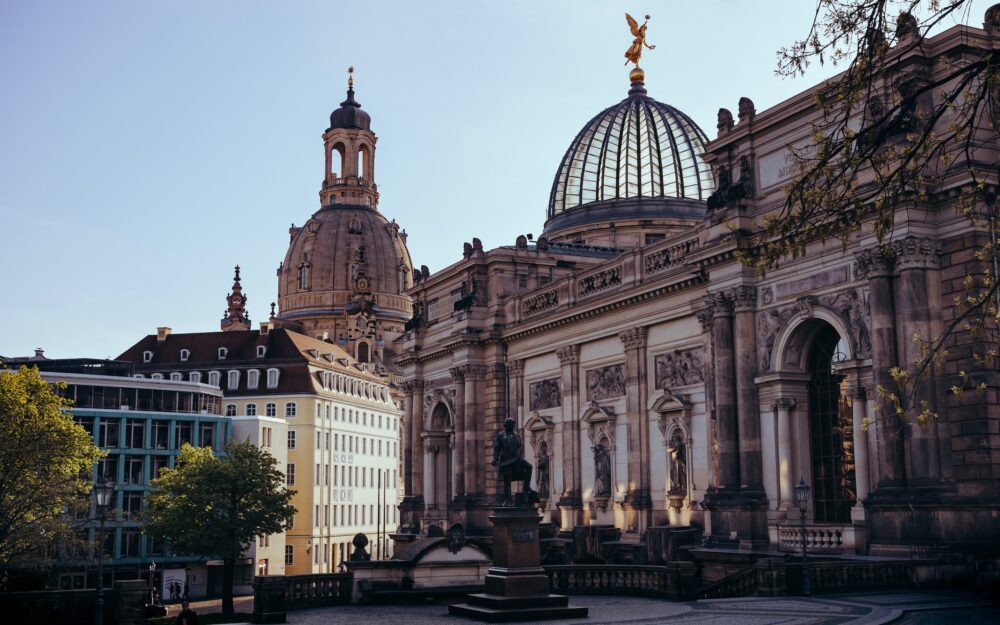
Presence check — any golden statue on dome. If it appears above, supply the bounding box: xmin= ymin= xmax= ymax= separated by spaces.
xmin=624 ymin=13 xmax=655 ymax=66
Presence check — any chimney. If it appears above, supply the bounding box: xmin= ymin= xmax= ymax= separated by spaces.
xmin=316 ymin=331 xmax=329 ymax=341
xmin=259 ymin=321 xmax=271 ymax=336
xmin=34 ymin=348 xmax=44 ymax=358
xmin=156 ymin=327 xmax=172 ymax=342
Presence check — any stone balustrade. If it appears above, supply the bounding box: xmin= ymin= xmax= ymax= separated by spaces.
xmin=778 ymin=525 xmax=849 ymax=553
xmin=544 ymin=562 xmax=697 ymax=600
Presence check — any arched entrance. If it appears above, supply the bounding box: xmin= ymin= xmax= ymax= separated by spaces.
xmin=806 ymin=324 xmax=856 ymax=523
xmin=423 ymin=402 xmax=453 ymax=519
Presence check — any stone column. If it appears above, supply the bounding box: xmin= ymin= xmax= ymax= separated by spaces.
xmin=854 ymin=248 xmax=905 ymax=491
xmin=619 ymin=326 xmax=651 ymax=533
xmin=731 ymin=286 xmax=764 ymax=492
xmin=892 ymin=236 xmax=942 ymax=486
xmin=450 ymin=367 xmax=466 ymax=498
xmin=851 ymin=387 xmax=871 ymax=504
xmin=709 ymin=293 xmax=739 ymax=490
xmin=464 ymin=364 xmax=487 ymax=498
xmin=411 ymin=380 xmax=425 ymax=498
xmin=774 ymin=398 xmax=796 ymax=510
xmin=508 ymin=359 xmax=525 ymax=424
xmin=556 ymin=345 xmax=582 ymax=525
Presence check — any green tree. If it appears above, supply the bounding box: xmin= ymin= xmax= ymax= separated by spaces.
xmin=740 ymin=0 xmax=999 ymax=423
xmin=0 ymin=366 xmax=102 ymax=567
xmin=144 ymin=440 xmax=294 ymax=616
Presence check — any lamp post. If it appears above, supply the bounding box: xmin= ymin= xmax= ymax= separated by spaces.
xmin=794 ymin=478 xmax=812 ymax=596
xmin=93 ymin=478 xmax=115 ymax=625
xmin=148 ymin=562 xmax=157 ymax=605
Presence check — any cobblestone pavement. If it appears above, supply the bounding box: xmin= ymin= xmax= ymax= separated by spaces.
xmin=282 ymin=590 xmax=995 ymax=625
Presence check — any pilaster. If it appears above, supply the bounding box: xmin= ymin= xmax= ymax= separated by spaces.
xmin=619 ymin=326 xmax=651 ymax=534
xmin=555 ymin=345 xmax=582 ymax=529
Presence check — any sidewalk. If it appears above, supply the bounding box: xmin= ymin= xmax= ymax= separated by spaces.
xmin=281 ymin=590 xmax=995 ymax=625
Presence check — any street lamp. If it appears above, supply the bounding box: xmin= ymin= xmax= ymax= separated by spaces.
xmin=794 ymin=478 xmax=812 ymax=596
xmin=148 ymin=562 xmax=157 ymax=605
xmin=93 ymin=477 xmax=115 ymax=625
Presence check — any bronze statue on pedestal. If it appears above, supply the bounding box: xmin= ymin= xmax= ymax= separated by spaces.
xmin=492 ymin=417 xmax=535 ymax=506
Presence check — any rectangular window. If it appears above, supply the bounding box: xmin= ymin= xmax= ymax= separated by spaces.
xmin=286 ymin=464 xmax=295 ymax=486
xmin=326 ymin=432 xmax=330 ymax=450
xmin=285 ymin=402 xmax=296 ymax=418
xmin=150 ymin=456 xmax=169 ymax=479
xmin=266 ymin=403 xmax=277 ymax=417
xmin=124 ymin=456 xmax=144 ymax=484
xmin=288 ymin=431 xmax=296 ymax=449
xmin=246 ymin=403 xmax=257 ymax=417
xmin=122 ymin=491 xmax=143 ymax=521
xmin=200 ymin=423 xmax=215 ymax=449
xmin=316 ymin=432 xmax=321 ymax=449
xmin=98 ymin=456 xmax=118 ymax=482
xmin=174 ymin=422 xmax=192 ymax=448
xmin=151 ymin=421 xmax=169 ymax=449
xmin=324 ymin=464 xmax=329 ymax=486
xmin=123 ymin=529 xmax=141 ymax=558
xmin=314 ymin=504 xmax=319 ymax=527
xmin=98 ymin=420 xmax=119 ymax=448
xmin=285 ymin=545 xmax=293 ymax=565
xmin=125 ymin=419 xmax=145 ymax=448
xmin=315 ymin=463 xmax=320 ymax=485
xmin=324 ymin=504 xmax=329 ymax=527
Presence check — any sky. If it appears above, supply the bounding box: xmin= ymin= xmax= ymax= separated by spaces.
xmin=0 ymin=0 xmax=991 ymax=359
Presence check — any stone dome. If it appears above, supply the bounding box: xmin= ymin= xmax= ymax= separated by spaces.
xmin=543 ymin=72 xmax=714 ymax=243
xmin=329 ymin=87 xmax=371 ymax=131
xmin=277 ymin=204 xmax=413 ymax=337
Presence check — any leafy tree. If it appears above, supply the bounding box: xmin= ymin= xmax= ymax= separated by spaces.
xmin=0 ymin=366 xmax=102 ymax=567
xmin=144 ymin=440 xmax=294 ymax=616
xmin=740 ymin=0 xmax=999 ymax=422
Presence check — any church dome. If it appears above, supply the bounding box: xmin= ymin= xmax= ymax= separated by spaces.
xmin=543 ymin=71 xmax=714 ymax=243
xmin=329 ymin=87 xmax=371 ymax=131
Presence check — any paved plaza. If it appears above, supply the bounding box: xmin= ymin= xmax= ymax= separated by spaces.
xmin=274 ymin=590 xmax=996 ymax=625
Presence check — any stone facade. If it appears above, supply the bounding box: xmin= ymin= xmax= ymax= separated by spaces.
xmin=394 ymin=17 xmax=1000 ymax=557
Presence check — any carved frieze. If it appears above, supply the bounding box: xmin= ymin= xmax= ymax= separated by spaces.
xmin=654 ymin=348 xmax=704 ymax=389
xmin=586 ymin=365 xmax=625 ymax=401
xmin=578 ymin=265 xmax=621 ymax=297
xmin=854 ymin=246 xmax=895 ymax=280
xmin=522 ymin=289 xmax=559 ymax=317
xmin=729 ymin=285 xmax=758 ymax=311
xmin=757 ymin=288 xmax=872 ymax=371
xmin=892 ymin=236 xmax=941 ymax=271
xmin=529 ymin=378 xmax=561 ymax=411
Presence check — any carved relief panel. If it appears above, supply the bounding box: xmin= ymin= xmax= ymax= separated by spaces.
xmin=585 ymin=365 xmax=625 ymax=401
xmin=653 ymin=348 xmax=704 ymax=390
xmin=528 ymin=378 xmax=561 ymax=411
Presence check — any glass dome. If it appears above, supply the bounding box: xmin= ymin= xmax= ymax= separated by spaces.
xmin=548 ymin=84 xmax=714 ymax=219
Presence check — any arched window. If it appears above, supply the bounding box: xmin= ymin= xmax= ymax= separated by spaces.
xmin=331 ymin=143 xmax=345 ymax=178
xmin=357 ymin=342 xmax=370 ymax=363
xmin=189 ymin=371 xmax=202 ymax=384
xmin=298 ymin=264 xmax=310 ymax=290
xmin=247 ymin=369 xmax=260 ymax=389
xmin=179 ymin=349 xmax=190 ymax=362
xmin=227 ymin=370 xmax=240 ymax=389
xmin=225 ymin=404 xmax=237 ymax=417
xmin=208 ymin=371 xmax=220 ymax=387
xmin=357 ymin=144 xmax=368 ymax=180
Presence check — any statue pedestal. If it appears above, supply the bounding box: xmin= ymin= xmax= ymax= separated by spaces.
xmin=449 ymin=506 xmax=588 ymax=622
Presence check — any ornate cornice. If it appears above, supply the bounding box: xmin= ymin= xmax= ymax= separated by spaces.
xmin=618 ymin=326 xmax=648 ymax=351
xmin=891 ymin=236 xmax=941 ymax=271
xmin=463 ymin=364 xmax=488 ymax=380
xmin=556 ymin=344 xmax=580 ymax=366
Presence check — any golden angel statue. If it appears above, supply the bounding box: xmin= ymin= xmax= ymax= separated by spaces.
xmin=624 ymin=13 xmax=655 ymax=66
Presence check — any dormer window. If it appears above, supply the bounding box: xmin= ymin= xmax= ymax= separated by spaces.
xmin=189 ymin=372 xmax=202 ymax=384
xmin=180 ymin=349 xmax=190 ymax=362
xmin=143 ymin=351 xmax=153 ymax=363
xmin=247 ymin=369 xmax=260 ymax=389
xmin=151 ymin=373 xmax=163 ymax=380
xmin=266 ymin=368 xmax=280 ymax=389
xmin=170 ymin=372 xmax=182 ymax=381
xmin=227 ymin=370 xmax=240 ymax=390
xmin=298 ymin=263 xmax=310 ymax=290
xmin=208 ymin=371 xmax=221 ymax=387
xmin=256 ymin=345 xmax=267 ymax=358
xmin=218 ymin=347 xmax=228 ymax=360
xmin=307 ymin=348 xmax=319 ymax=359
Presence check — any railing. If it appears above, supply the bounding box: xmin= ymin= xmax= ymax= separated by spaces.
xmin=644 ymin=237 xmax=698 ymax=277
xmin=577 ymin=265 xmax=622 ymax=298
xmin=778 ymin=525 xmax=846 ymax=553
xmin=544 ymin=563 xmax=696 ymax=600
xmin=284 ymin=573 xmax=353 ymax=609
xmin=785 ymin=559 xmax=916 ymax=595
xmin=695 ymin=566 xmax=758 ymax=599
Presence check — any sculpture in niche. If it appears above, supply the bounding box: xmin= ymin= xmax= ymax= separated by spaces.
xmin=529 ymin=378 xmax=561 ymax=411
xmin=535 ymin=446 xmax=550 ymax=499
xmin=654 ymin=349 xmax=704 ymax=389
xmin=586 ymin=365 xmax=625 ymax=401
xmin=492 ymin=417 xmax=535 ymax=506
xmin=594 ymin=442 xmax=612 ymax=498
xmin=667 ymin=429 xmax=687 ymax=496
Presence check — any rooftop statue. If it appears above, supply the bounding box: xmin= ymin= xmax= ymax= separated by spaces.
xmin=624 ymin=13 xmax=655 ymax=66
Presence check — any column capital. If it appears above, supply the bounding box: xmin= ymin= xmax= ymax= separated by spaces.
xmin=854 ymin=245 xmax=896 ymax=280
xmin=891 ymin=236 xmax=941 ymax=271
xmin=773 ymin=397 xmax=797 ymax=411
xmin=705 ymin=292 xmax=734 ymax=318
xmin=507 ymin=358 xmax=525 ymax=378
xmin=695 ymin=308 xmax=714 ymax=332
xmin=618 ymin=326 xmax=648 ymax=350
xmin=463 ymin=364 xmax=488 ymax=380
xmin=449 ymin=367 xmax=465 ymax=383
xmin=401 ymin=379 xmax=425 ymax=394
xmin=729 ymin=285 xmax=757 ymax=312
xmin=851 ymin=385 xmax=868 ymax=400
xmin=556 ymin=344 xmax=580 ymax=365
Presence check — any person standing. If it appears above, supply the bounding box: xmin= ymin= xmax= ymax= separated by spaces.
xmin=176 ymin=601 xmax=200 ymax=625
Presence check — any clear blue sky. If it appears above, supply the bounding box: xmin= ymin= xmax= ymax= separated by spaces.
xmin=0 ymin=0 xmax=990 ymax=359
